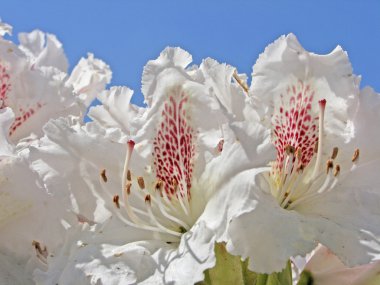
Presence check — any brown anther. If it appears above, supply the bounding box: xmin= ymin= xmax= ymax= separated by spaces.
xmin=285 ymin=145 xmax=295 ymax=155
xmin=296 ymin=148 xmax=302 ymax=160
xmin=145 ymin=194 xmax=151 ymax=205
xmin=125 ymin=182 xmax=132 ymax=195
xmin=352 ymin=148 xmax=360 ymax=162
xmin=331 ymin=147 xmax=339 ymax=160
xmin=100 ymin=169 xmax=107 ymax=182
xmin=32 ymin=240 xmax=48 ymax=259
xmin=137 ymin=176 xmax=145 ymax=189
xmin=113 ymin=195 xmax=120 ymax=209
xmin=334 ymin=164 xmax=341 ymax=177
xmin=172 ymin=178 xmax=178 ymax=191
xmin=155 ymin=180 xmax=164 ymax=191
xmin=127 ymin=170 xmax=132 ymax=181
xmin=296 ymin=163 xmax=305 ymax=173
xmin=326 ymin=159 xmax=334 ymax=174
xmin=314 ymin=141 xmax=319 ymax=153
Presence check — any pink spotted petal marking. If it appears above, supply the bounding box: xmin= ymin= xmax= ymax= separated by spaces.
xmin=272 ymin=81 xmax=319 ymax=174
xmin=0 ymin=63 xmax=11 ymax=109
xmin=153 ymin=87 xmax=195 ymax=199
xmin=0 ymin=62 xmax=43 ymax=137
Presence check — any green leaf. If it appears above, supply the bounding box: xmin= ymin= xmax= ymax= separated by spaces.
xmin=256 ymin=260 xmax=292 ymax=285
xmin=205 ymin=243 xmax=246 ymax=285
xmin=198 ymin=243 xmax=293 ymax=285
xmin=297 ymin=270 xmax=314 ymax=285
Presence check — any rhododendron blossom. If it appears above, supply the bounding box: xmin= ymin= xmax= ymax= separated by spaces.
xmin=0 ymin=21 xmax=111 ymax=284
xmin=1 ymin=18 xmax=380 ymax=285
xmin=29 ymin=48 xmax=271 ymax=284
xmin=224 ymin=34 xmax=380 ymax=274
xmin=0 ymin=21 xmax=111 ymax=143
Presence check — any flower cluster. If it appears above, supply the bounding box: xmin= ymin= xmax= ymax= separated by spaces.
xmin=1 ymin=21 xmax=380 ymax=285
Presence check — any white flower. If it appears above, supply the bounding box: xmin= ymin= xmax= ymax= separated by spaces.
xmin=30 ymin=47 xmax=271 ymax=284
xmin=224 ymin=34 xmax=380 ymax=273
xmin=0 ymin=21 xmax=111 ymax=142
xmin=0 ymin=108 xmax=73 ymax=284
xmin=0 ymin=21 xmax=111 ymax=283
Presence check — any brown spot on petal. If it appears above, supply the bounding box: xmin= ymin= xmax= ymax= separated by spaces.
xmin=32 ymin=240 xmax=48 ymax=260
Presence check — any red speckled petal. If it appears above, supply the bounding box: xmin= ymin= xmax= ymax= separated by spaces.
xmin=153 ymin=86 xmax=195 ymax=199
xmin=273 ymin=80 xmax=319 ymax=173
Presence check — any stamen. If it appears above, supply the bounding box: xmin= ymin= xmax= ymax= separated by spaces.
xmin=233 ymin=70 xmax=249 ymax=93
xmin=296 ymin=163 xmax=305 ymax=173
xmin=285 ymin=145 xmax=295 ymax=155
xmin=145 ymin=194 xmax=151 ymax=205
xmin=122 ymin=140 xmax=135 ymax=192
xmin=172 ymin=178 xmax=178 ymax=193
xmin=313 ymin=141 xmax=319 ymax=154
xmin=153 ymin=190 xmax=190 ymax=231
xmin=334 ymin=164 xmax=340 ymax=177
xmin=352 ymin=148 xmax=360 ymax=162
xmin=125 ymin=182 xmax=132 ymax=195
xmin=326 ymin=159 xmax=334 ymax=174
xmin=296 ymin=148 xmax=302 ymax=161
xmin=127 ymin=170 xmax=132 ymax=181
xmin=312 ymin=99 xmax=326 ymax=179
xmin=100 ymin=169 xmax=107 ymax=182
xmin=155 ymin=180 xmax=164 ymax=191
xmin=331 ymin=147 xmax=339 ymax=160
xmin=144 ymin=198 xmax=182 ymax=237
xmin=113 ymin=195 xmax=120 ymax=209
xmin=137 ymin=177 xmax=145 ymax=190
xmin=155 ymin=180 xmax=164 ymax=197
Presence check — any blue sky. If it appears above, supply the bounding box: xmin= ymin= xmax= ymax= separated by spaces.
xmin=1 ymin=1 xmax=380 ymax=106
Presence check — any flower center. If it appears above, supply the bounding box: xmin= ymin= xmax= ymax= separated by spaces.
xmin=267 ymin=81 xmax=358 ymax=210
xmin=102 ymin=87 xmax=197 ymax=242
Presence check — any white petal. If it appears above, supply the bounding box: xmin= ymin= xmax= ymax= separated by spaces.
xmin=88 ymin=86 xmax=144 ymax=135
xmin=0 ymin=20 xmax=12 ymax=37
xmin=35 ymin=220 xmax=215 ymax=285
xmin=0 ymin=156 xmax=69 ymax=264
xmin=0 ymin=107 xmax=15 ymax=157
xmin=0 ymin=252 xmax=34 ymax=285
xmin=251 ymin=33 xmax=359 ymax=139
xmin=295 ymin=159 xmax=380 ymax=266
xmin=141 ymin=47 xmax=193 ymax=105
xmin=224 ymin=176 xmax=316 ymax=273
xmin=351 ymin=87 xmax=380 ymax=161
xmin=200 ymin=58 xmax=246 ymax=120
xmin=304 ymin=245 xmax=380 ymax=285
xmin=18 ymin=30 xmax=69 ymax=71
xmin=67 ymin=53 xmax=112 ymax=107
